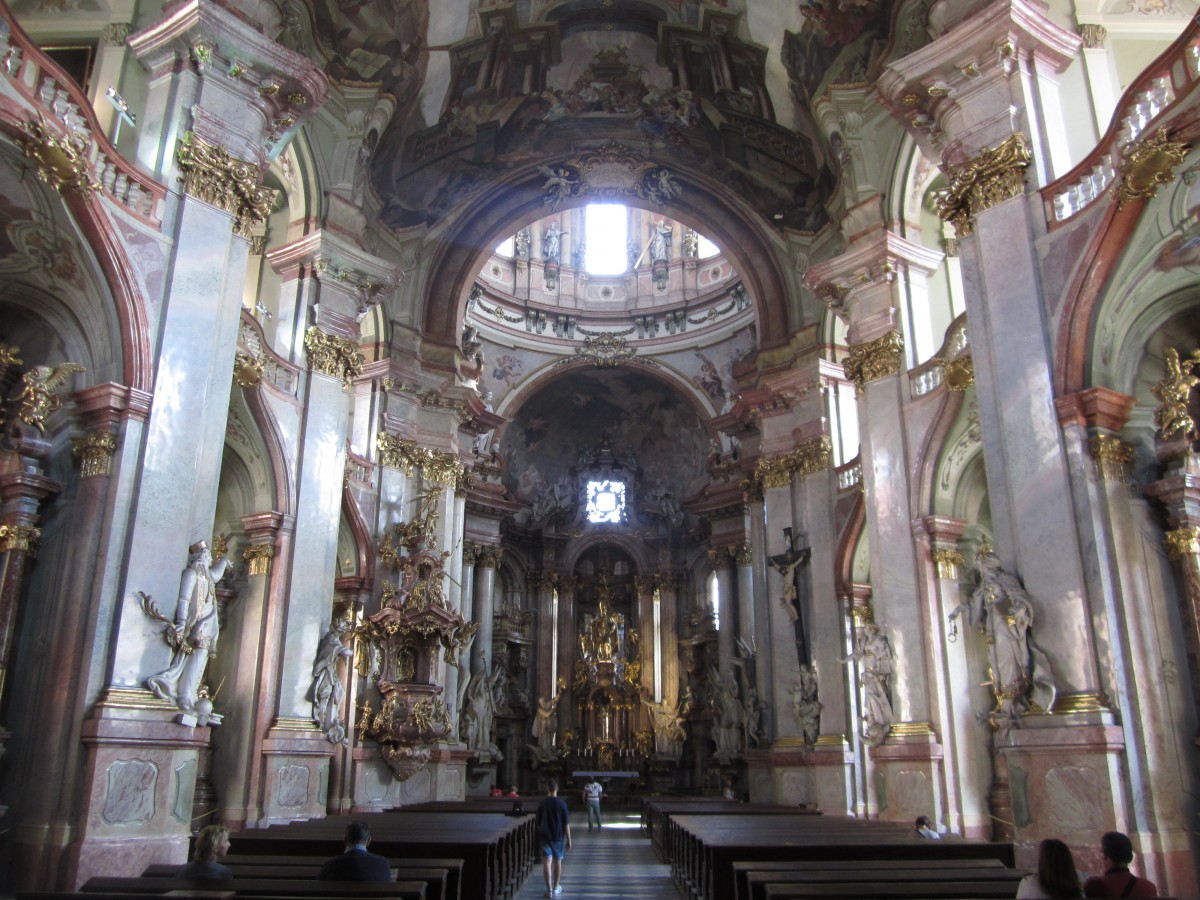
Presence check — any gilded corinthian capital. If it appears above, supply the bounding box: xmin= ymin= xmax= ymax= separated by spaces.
xmin=304 ymin=327 xmax=364 ymax=389
xmin=936 ymin=133 xmax=1031 ymax=237
xmin=752 ymin=436 xmax=834 ymax=491
xmin=843 ymin=331 xmax=904 ymax=392
xmin=72 ymin=432 xmax=118 ymax=478
xmin=176 ymin=132 xmax=275 ymax=238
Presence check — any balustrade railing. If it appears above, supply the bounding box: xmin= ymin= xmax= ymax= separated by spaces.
xmin=239 ymin=310 xmax=300 ymax=399
xmin=1044 ymin=16 xmax=1200 ymax=227
xmin=0 ymin=11 xmax=167 ymax=227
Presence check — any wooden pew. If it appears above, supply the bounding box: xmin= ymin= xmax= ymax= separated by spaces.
xmin=742 ymin=866 xmax=1026 ymax=900
xmin=731 ymin=858 xmax=1009 ymax=900
xmin=81 ymin=876 xmax=427 ymax=899
xmin=663 ymin=813 xmax=1015 ymax=900
xmin=228 ymin=811 xmax=527 ymax=900
xmin=641 ymin=799 xmax=819 ymax=859
xmin=180 ymin=855 xmax=463 ymax=900
xmin=140 ymin=864 xmax=450 ymax=900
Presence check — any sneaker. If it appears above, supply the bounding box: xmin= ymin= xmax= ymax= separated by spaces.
xmin=553 ymin=886 xmax=563 ymax=895
xmin=545 ymin=891 xmax=552 ymax=898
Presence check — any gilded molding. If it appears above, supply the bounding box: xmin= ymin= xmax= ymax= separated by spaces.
xmin=890 ymin=721 xmax=937 ymax=737
xmin=706 ymin=547 xmax=730 ymax=569
xmin=462 ymin=542 xmax=481 ymax=566
xmin=0 ymin=523 xmax=41 ymax=555
xmin=1165 ymin=526 xmax=1200 ymax=560
xmin=936 ymin=133 xmax=1032 ymax=237
xmin=843 ymin=331 xmax=904 ymax=392
xmin=730 ymin=542 xmax=753 ymax=566
xmin=101 ymin=22 xmax=132 ymax=46
xmin=1078 ymin=23 xmax=1107 ymax=48
xmin=480 ymin=545 xmax=505 ymax=569
xmin=849 ymin=599 xmax=874 ymax=627
xmin=234 ymin=351 xmax=265 ymax=388
xmin=303 ymin=326 xmax=363 ymax=388
xmin=933 ymin=547 xmax=964 ymax=581
xmin=576 ymin=332 xmax=636 ymax=367
xmin=72 ymin=432 xmax=118 ymax=477
xmin=942 ymin=355 xmax=974 ymax=391
xmin=753 ymin=437 xmax=834 ymax=491
xmin=1088 ymin=434 xmax=1133 ymax=483
xmin=242 ymin=543 xmax=275 ymax=576
xmin=1117 ymin=127 xmax=1189 ymax=209
xmin=1050 ymin=691 xmax=1111 ymax=715
xmin=375 ymin=433 xmax=464 ymax=486
xmin=16 ymin=117 xmax=101 ymax=198
xmin=175 ymin=132 xmax=275 ymax=238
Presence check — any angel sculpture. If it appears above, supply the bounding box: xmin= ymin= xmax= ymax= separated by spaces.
xmin=17 ymin=361 xmax=85 ymax=432
xmin=1152 ymin=346 xmax=1200 ymax=441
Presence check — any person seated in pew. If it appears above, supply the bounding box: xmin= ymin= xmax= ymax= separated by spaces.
xmin=177 ymin=824 xmax=233 ymax=884
xmin=507 ymin=785 xmax=520 ymax=797
xmin=1083 ymin=831 xmax=1158 ymax=898
xmin=1017 ymin=838 xmax=1083 ymax=898
xmin=489 ymin=784 xmax=505 ymax=797
xmin=914 ymin=815 xmax=941 ymax=839
xmin=318 ymin=820 xmax=393 ymax=882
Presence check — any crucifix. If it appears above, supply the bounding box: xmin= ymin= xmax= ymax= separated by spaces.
xmin=768 ymin=527 xmax=812 ymax=666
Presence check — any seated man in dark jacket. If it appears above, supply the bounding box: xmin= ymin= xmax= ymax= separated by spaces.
xmin=318 ymin=821 xmax=393 ymax=882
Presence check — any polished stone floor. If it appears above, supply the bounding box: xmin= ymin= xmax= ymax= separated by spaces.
xmin=513 ymin=810 xmax=685 ymax=899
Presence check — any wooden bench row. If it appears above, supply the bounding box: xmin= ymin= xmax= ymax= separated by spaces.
xmin=660 ymin=811 xmax=1016 ymax=900
xmin=230 ymin=809 xmax=532 ymax=900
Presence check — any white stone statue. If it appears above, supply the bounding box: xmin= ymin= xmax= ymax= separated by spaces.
xmin=709 ymin=665 xmax=745 ymax=763
xmin=743 ymin=685 xmax=767 ymax=749
xmin=950 ymin=547 xmax=1056 ymax=736
xmin=531 ymin=681 xmax=565 ymax=757
xmin=308 ymin=626 xmax=353 ymax=744
xmin=790 ymin=664 xmax=822 ymax=748
xmin=543 ymin=223 xmax=562 ymax=262
xmin=146 ymin=540 xmax=231 ymax=715
xmin=641 ymin=694 xmax=686 ymax=759
xmin=461 ymin=656 xmax=502 ymax=758
xmin=649 ymin=220 xmax=671 ymax=262
xmin=844 ymin=622 xmax=894 ymax=747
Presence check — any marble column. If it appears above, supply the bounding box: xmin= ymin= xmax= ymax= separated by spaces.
xmin=462 ymin=542 xmax=480 ymax=668
xmin=216 ymin=511 xmax=284 ymax=829
xmin=474 ymin=545 xmax=503 ymax=676
xmin=732 ymin=542 xmax=755 ymax=654
xmin=922 ymin=516 xmax=992 ymax=839
xmin=878 ymin=0 xmax=1126 ymax=866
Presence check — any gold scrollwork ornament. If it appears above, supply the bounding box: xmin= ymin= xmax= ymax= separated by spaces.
xmin=1164 ymin=526 xmax=1200 ymax=561
xmin=303 ymin=327 xmax=364 ymax=389
xmin=936 ymin=133 xmax=1032 ymax=237
xmin=1087 ymin=434 xmax=1133 ymax=483
xmin=1117 ymin=127 xmax=1189 ymax=210
xmin=176 ymin=132 xmax=276 ymax=238
xmin=17 ymin=117 xmax=101 ymax=197
xmin=72 ymin=432 xmax=118 ymax=478
xmin=234 ymin=352 xmax=265 ymax=388
xmin=0 ymin=523 xmax=41 ymax=555
xmin=843 ymin=331 xmax=904 ymax=393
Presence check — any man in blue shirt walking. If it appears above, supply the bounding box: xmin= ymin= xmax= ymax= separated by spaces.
xmin=536 ymin=779 xmax=572 ymax=896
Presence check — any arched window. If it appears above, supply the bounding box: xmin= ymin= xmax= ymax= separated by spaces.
xmin=707 ymin=571 xmax=720 ymax=630
xmin=585 ymin=204 xmax=628 ymax=275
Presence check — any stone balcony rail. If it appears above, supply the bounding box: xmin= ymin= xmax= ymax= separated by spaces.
xmin=239 ymin=309 xmax=301 ymax=399
xmin=0 ymin=10 xmax=168 ymax=228
xmin=1043 ymin=14 xmax=1200 ymax=227
xmin=909 ymin=312 xmax=970 ymax=399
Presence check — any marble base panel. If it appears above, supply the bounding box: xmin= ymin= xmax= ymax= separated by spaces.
xmin=351 ymin=746 xmax=469 ymax=809
xmin=869 ymin=734 xmax=945 ymax=831
xmin=63 ymin=704 xmax=212 ymax=889
xmin=261 ymin=727 xmax=336 ymax=825
xmin=1000 ymin=718 xmax=1125 ymax=868
xmin=745 ymin=742 xmax=855 ymax=813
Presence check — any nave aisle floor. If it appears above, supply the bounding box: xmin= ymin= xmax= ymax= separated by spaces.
xmin=513 ymin=810 xmax=686 ymax=899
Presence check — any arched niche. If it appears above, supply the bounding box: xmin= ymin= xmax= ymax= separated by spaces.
xmin=416 ymin=162 xmax=794 ymax=354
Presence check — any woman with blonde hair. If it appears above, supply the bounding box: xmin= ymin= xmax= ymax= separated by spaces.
xmin=177 ymin=824 xmax=233 ymax=883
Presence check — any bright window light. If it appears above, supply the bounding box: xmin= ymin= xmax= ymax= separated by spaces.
xmin=585 ymin=204 xmax=628 ymax=275
xmin=697 ymin=234 xmax=720 ymax=258
xmin=496 ymin=236 xmax=515 ymax=256
xmin=586 ymin=480 xmax=625 ymax=523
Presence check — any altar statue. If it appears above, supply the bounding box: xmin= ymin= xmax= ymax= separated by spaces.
xmin=146 ymin=540 xmax=231 ymax=715
xmin=950 ymin=546 xmax=1056 ymax=735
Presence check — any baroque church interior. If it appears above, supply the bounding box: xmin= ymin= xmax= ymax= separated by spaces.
xmin=1 ymin=0 xmax=1200 ymax=892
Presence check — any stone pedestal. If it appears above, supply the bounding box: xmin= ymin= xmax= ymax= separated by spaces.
xmin=66 ymin=696 xmax=212 ymax=888
xmin=870 ymin=731 xmax=945 ymax=830
xmin=260 ymin=723 xmax=335 ymax=824
xmin=351 ymin=747 xmax=469 ymax=809
xmin=746 ymin=742 xmax=854 ymax=813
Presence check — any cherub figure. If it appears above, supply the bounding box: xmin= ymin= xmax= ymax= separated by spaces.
xmin=1152 ymin=346 xmax=1200 ymax=440
xmin=17 ymin=361 xmax=85 ymax=432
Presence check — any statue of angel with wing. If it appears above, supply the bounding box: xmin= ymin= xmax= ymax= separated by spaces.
xmin=17 ymin=361 xmax=85 ymax=432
